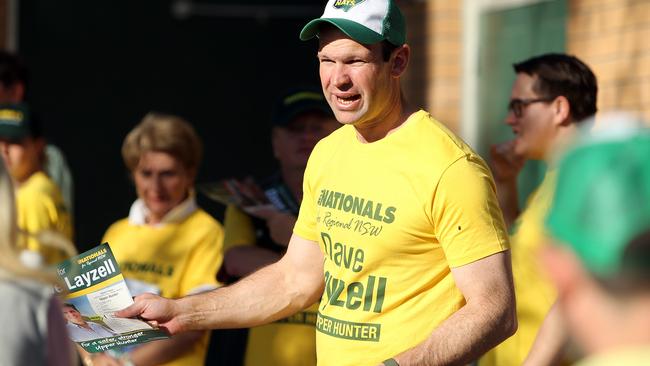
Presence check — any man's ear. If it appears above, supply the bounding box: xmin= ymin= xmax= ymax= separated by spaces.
xmin=391 ymin=44 xmax=410 ymax=77
xmin=553 ymin=95 xmax=572 ymax=126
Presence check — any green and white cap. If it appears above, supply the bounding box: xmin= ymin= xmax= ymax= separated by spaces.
xmin=546 ymin=122 xmax=650 ymax=279
xmin=300 ymin=0 xmax=406 ymax=46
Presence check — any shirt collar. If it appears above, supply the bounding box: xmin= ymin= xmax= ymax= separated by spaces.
xmin=128 ymin=190 xmax=198 ymax=227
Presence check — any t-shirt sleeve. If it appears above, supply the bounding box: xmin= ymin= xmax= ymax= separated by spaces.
xmin=432 ymin=154 xmax=510 ymax=268
xmin=17 ymin=190 xmax=70 ymax=264
xmin=17 ymin=190 xmax=56 ymax=239
xmin=179 ymin=220 xmax=225 ymax=295
xmin=293 ymin=150 xmax=320 ymax=242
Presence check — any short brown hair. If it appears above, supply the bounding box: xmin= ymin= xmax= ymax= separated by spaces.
xmin=514 ymin=53 xmax=598 ymax=122
xmin=122 ymin=112 xmax=203 ymax=175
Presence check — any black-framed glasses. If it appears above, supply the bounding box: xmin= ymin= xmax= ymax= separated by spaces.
xmin=507 ymin=97 xmax=555 ymax=118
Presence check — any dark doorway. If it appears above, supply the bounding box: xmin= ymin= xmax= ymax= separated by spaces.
xmin=19 ymin=0 xmax=324 ymax=251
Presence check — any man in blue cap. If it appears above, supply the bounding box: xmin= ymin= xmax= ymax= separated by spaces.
xmin=118 ymin=1 xmax=517 ymax=365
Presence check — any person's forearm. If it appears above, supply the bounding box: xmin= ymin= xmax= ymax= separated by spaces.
xmin=129 ymin=330 xmax=203 ymax=366
xmin=116 ymin=235 xmax=324 ymax=335
xmin=522 ymin=302 xmax=567 ymax=366
xmin=392 ymin=292 xmax=517 ymax=365
xmin=176 ymin=257 xmax=323 ymax=331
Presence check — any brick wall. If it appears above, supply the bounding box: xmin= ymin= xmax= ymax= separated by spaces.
xmin=402 ymin=0 xmax=650 ymax=130
xmin=401 ymin=0 xmax=463 ymax=133
xmin=558 ymin=0 xmax=648 ymax=121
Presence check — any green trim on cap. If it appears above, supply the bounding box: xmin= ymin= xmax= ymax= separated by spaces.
xmin=300 ymin=18 xmax=384 ymax=44
xmin=384 ymin=0 xmax=406 ymax=46
xmin=299 ymin=0 xmax=406 ymax=46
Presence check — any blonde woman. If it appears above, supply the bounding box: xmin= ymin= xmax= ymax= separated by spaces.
xmin=96 ymin=113 xmax=224 ymax=366
xmin=0 ymin=158 xmax=75 ymax=365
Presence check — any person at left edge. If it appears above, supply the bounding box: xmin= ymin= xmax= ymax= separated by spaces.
xmin=95 ymin=113 xmax=224 ymax=366
xmin=0 ymin=156 xmax=75 ymax=366
xmin=0 ymin=103 xmax=73 ymax=267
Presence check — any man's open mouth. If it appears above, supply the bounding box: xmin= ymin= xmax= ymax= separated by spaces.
xmin=337 ymin=95 xmax=361 ymax=105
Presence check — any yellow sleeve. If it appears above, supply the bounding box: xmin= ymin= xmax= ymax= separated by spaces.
xmin=16 ymin=187 xmax=72 ymax=264
xmin=223 ymin=204 xmax=257 ymax=252
xmin=432 ymin=155 xmax=510 ymax=268
xmin=17 ymin=190 xmax=55 ymax=240
xmin=179 ymin=217 xmax=225 ymax=295
xmin=293 ymin=150 xmax=319 ymax=242
xmin=510 ymin=171 xmax=557 ymax=249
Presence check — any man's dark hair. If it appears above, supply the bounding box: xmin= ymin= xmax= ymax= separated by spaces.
xmin=514 ymin=53 xmax=598 ymax=122
xmin=0 ymin=51 xmax=27 ymax=88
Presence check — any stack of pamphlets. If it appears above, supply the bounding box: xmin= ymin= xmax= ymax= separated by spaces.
xmin=55 ymin=243 xmax=169 ymax=353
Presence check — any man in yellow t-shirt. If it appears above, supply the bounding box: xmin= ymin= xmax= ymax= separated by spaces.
xmin=0 ymin=103 xmax=72 ymax=266
xmin=117 ymin=1 xmax=516 ymax=365
xmin=482 ymin=54 xmax=598 ymax=366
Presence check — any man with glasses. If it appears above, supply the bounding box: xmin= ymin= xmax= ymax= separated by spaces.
xmin=482 ymin=53 xmax=598 ymax=366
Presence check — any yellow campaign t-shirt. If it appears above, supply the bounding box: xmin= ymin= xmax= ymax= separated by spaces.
xmin=480 ymin=170 xmax=558 ymax=366
xmin=294 ymin=110 xmax=509 ymax=366
xmin=16 ymin=171 xmax=73 ymax=265
xmin=245 ymin=303 xmax=318 ymax=366
xmin=575 ymin=348 xmax=650 ymax=366
xmin=103 ymin=208 xmax=224 ymax=366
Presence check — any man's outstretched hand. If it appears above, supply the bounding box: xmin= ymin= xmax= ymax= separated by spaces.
xmin=114 ymin=293 xmax=185 ymax=335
